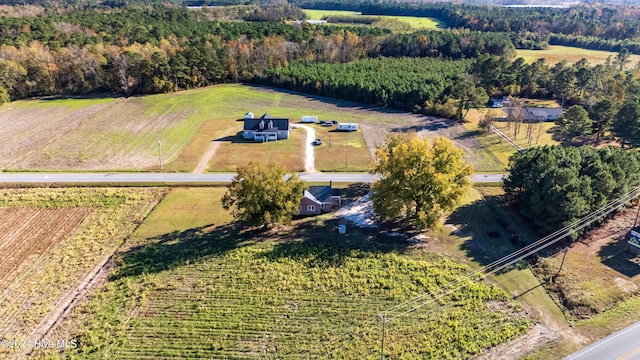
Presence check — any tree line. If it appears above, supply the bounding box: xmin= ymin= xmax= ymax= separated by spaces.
xmin=504 ymin=146 xmax=640 ymax=236
xmin=256 ymin=57 xmax=471 ymax=110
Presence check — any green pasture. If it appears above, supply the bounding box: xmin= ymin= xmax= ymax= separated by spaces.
xmin=516 ymin=45 xmax=640 ymax=68
xmin=49 ymin=187 xmax=531 ymax=359
xmin=302 ymin=9 xmax=446 ymax=29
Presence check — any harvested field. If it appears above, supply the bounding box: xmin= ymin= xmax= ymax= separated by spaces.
xmin=0 ymin=96 xmax=198 ymax=171
xmin=0 ymin=188 xmax=166 ymax=359
xmin=0 ymin=207 xmax=92 ymax=283
xmin=0 ymin=85 xmax=497 ymax=172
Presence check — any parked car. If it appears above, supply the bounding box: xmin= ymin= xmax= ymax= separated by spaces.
xmin=321 ymin=122 xmax=333 ymax=127
xmin=314 ymin=138 xmax=322 ymax=145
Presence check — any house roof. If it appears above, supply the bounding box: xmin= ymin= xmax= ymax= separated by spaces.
xmin=504 ymin=107 xmax=563 ymax=119
xmin=306 ymin=185 xmax=338 ymax=203
xmin=243 ymin=118 xmax=289 ymax=131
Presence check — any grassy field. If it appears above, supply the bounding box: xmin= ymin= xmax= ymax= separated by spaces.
xmin=40 ymin=187 xmax=532 ymax=359
xmin=0 ymin=84 xmax=502 ymax=173
xmin=463 ymin=107 xmax=560 ymax=168
xmin=206 ymin=125 xmax=306 ymax=172
xmin=516 ymin=45 xmax=640 ymax=68
xmin=0 ymin=187 xmax=165 ymax=358
xmin=302 ymin=9 xmax=446 ymax=29
xmin=313 ymin=125 xmax=371 ymax=172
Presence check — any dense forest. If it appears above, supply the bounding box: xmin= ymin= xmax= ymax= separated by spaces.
xmin=296 ymin=1 xmax=640 ymax=52
xmin=504 ymin=146 xmax=640 ymax=235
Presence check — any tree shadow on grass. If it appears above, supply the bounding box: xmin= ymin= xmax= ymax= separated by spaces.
xmin=259 ymin=218 xmax=410 ymax=268
xmin=111 ymin=223 xmax=254 ymax=279
xmin=598 ymin=237 xmax=640 ymax=277
xmin=447 ymin=196 xmax=523 ymax=268
xmin=390 ymin=117 xmax=457 ymax=133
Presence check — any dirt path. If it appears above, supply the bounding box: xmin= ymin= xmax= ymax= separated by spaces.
xmin=293 ymin=124 xmax=317 ymax=173
xmin=193 ymin=129 xmax=233 ymax=174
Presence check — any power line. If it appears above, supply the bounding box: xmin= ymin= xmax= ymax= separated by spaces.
xmin=325 ymin=184 xmax=640 ymax=355
xmin=386 ymin=184 xmax=640 ymax=320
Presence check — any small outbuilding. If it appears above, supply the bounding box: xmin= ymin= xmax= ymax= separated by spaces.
xmin=301 ymin=116 xmax=319 ymax=123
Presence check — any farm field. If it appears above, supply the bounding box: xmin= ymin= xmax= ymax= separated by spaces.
xmin=0 ymin=84 xmax=501 ymax=172
xmin=40 ymin=187 xmax=532 ymax=359
xmin=302 ymin=9 xmax=446 ymax=29
xmin=516 ymin=45 xmax=640 ymax=68
xmin=0 ymin=187 xmax=165 ymax=359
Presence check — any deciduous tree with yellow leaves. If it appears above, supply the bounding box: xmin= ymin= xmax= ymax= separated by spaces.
xmin=370 ymin=133 xmax=472 ymax=229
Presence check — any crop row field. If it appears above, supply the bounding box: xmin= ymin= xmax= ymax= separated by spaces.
xmin=37 ymin=187 xmax=532 ymax=359
xmin=0 ymin=187 xmax=166 ymax=359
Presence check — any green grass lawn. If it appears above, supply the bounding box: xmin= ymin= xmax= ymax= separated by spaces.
xmin=206 ymin=126 xmax=306 ymax=172
xmin=313 ymin=125 xmax=372 ymax=172
xmin=516 ymin=45 xmax=640 ymax=68
xmin=43 ymin=187 xmax=532 ymax=359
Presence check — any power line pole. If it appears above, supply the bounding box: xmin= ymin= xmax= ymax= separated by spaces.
xmin=345 ymin=139 xmax=348 ymax=171
xmin=558 ymin=246 xmax=569 ymax=273
xmin=379 ymin=313 xmax=388 ymax=360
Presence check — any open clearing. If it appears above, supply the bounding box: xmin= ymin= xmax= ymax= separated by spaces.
xmin=0 ymin=84 xmax=499 ymax=172
xmin=39 ymin=187 xmax=531 ymax=359
xmin=516 ymin=45 xmax=640 ymax=68
xmin=463 ymin=107 xmax=561 ymax=168
xmin=0 ymin=187 xmax=165 ymax=359
xmin=302 ymin=9 xmax=446 ymax=29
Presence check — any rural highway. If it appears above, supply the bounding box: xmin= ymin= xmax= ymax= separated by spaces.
xmin=564 ymin=321 xmax=640 ymax=360
xmin=0 ymin=172 xmax=504 ymax=184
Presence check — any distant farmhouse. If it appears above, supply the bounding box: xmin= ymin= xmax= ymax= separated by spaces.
xmin=299 ymin=184 xmax=341 ymax=216
xmin=504 ymin=107 xmax=563 ymax=122
xmin=243 ymin=113 xmax=290 ymax=142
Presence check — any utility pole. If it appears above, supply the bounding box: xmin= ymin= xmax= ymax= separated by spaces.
xmin=634 ymin=200 xmax=640 ymax=229
xmin=345 ymin=139 xmax=348 ymax=171
xmin=379 ymin=314 xmax=388 ymax=360
xmin=158 ymin=139 xmax=163 ymax=170
xmin=558 ymin=246 xmax=569 ymax=273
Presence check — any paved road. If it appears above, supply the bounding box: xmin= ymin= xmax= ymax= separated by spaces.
xmin=564 ymin=321 xmax=640 ymax=360
xmin=0 ymin=172 xmax=503 ymax=184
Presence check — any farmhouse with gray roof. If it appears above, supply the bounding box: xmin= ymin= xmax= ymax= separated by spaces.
xmin=243 ymin=113 xmax=290 ymax=142
xmin=299 ymin=184 xmax=341 ymax=215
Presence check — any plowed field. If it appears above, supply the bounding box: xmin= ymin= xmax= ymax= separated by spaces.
xmin=0 ymin=207 xmax=92 ymax=283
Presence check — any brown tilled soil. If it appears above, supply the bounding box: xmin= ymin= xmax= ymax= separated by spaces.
xmin=0 ymin=207 xmax=93 ymax=283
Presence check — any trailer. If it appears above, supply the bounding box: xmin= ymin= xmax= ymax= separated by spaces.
xmin=336 ymin=123 xmax=358 ymax=131
xmin=301 ymin=116 xmax=318 ymax=123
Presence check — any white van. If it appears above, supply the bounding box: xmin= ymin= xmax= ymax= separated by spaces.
xmin=301 ymin=116 xmax=318 ymax=123
xmin=336 ymin=123 xmax=358 ymax=131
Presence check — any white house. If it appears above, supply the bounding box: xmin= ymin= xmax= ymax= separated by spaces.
xmin=243 ymin=113 xmax=290 ymax=142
